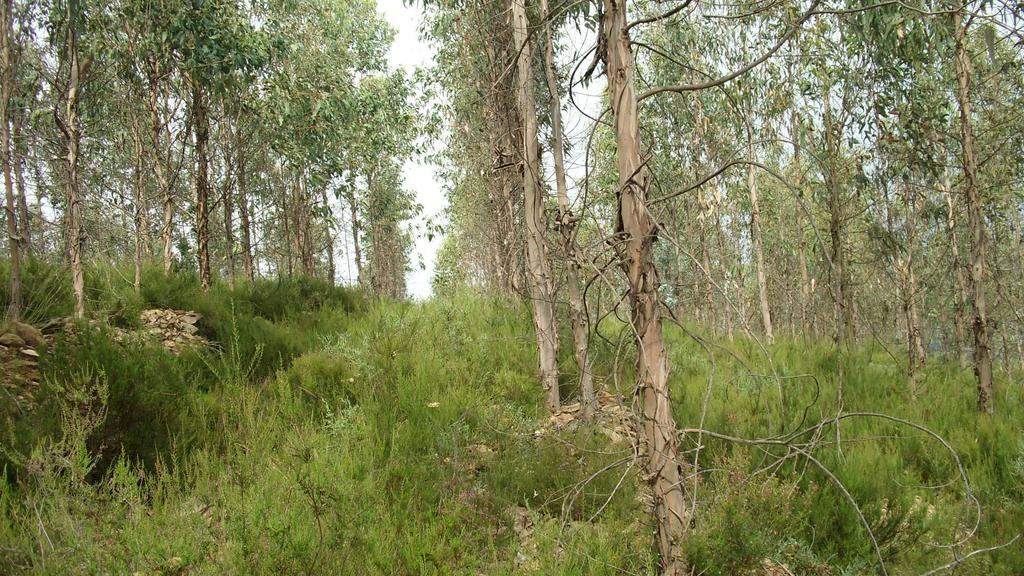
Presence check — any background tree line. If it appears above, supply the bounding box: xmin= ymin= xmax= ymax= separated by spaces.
xmin=1 ymin=0 xmax=423 ymax=322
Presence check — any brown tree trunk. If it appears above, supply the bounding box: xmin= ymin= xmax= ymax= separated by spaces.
xmin=748 ymin=159 xmax=773 ymax=342
xmin=2 ymin=0 xmax=21 ymax=320
xmin=602 ymin=0 xmax=689 ymax=572
xmin=823 ymin=92 xmax=851 ymax=345
xmin=236 ymin=141 xmax=254 ymax=281
xmin=540 ymin=0 xmax=594 ymax=418
xmin=320 ymin=187 xmax=336 ymax=285
xmin=790 ymin=107 xmax=812 ymax=337
xmin=347 ymin=177 xmax=363 ymax=287
xmin=904 ymin=183 xmax=926 ymax=386
xmin=148 ymin=71 xmax=174 ymax=275
xmin=56 ymin=0 xmax=87 ymax=319
xmin=12 ymin=112 xmax=30 ymax=253
xmin=193 ymin=79 xmax=211 ymax=291
xmin=299 ymin=172 xmax=314 ymax=276
xmin=131 ymin=116 xmax=145 ymax=293
xmin=953 ymin=11 xmax=994 ymax=413
xmin=941 ymin=175 xmax=969 ymax=367
xmin=221 ymin=128 xmax=236 ymax=289
xmin=512 ymin=0 xmax=560 ymax=413
xmin=714 ymin=194 xmax=735 ymax=339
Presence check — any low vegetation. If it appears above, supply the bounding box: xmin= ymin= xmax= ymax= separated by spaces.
xmin=1 ymin=265 xmax=1020 ymax=574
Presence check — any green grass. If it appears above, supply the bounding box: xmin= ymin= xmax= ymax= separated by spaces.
xmin=0 ymin=264 xmax=1021 ymax=574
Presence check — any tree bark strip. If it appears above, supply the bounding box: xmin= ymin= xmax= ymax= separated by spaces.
xmin=512 ymin=0 xmax=560 ymax=413
xmin=193 ymin=79 xmax=211 ymax=291
xmin=953 ymin=11 xmax=994 ymax=413
xmin=540 ymin=0 xmax=594 ymax=418
xmin=602 ymin=0 xmax=689 ymax=572
xmin=2 ymin=0 xmax=21 ymax=320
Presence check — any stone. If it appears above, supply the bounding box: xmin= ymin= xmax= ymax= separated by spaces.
xmin=0 ymin=332 xmax=26 ymax=348
xmin=9 ymin=321 xmax=45 ymax=348
xmin=39 ymin=317 xmax=71 ymax=334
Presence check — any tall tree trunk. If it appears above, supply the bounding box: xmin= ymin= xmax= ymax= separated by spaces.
xmin=714 ymin=192 xmax=735 ymax=339
xmin=823 ymin=92 xmax=851 ymax=345
xmin=942 ymin=176 xmax=969 ymax=367
xmin=953 ymin=11 xmax=994 ymax=413
xmin=12 ymin=113 xmax=30 ymax=253
xmin=602 ymin=0 xmax=689 ymax=572
xmin=320 ymin=187 xmax=336 ymax=285
xmin=512 ymin=0 xmax=560 ymax=413
xmin=297 ymin=170 xmax=314 ymax=276
xmin=748 ymin=159 xmax=773 ymax=342
xmin=192 ymin=79 xmax=211 ymax=291
xmin=57 ymin=0 xmax=86 ymax=319
xmin=2 ymin=0 xmax=21 ymax=320
xmin=791 ymin=108 xmax=812 ymax=337
xmin=693 ymin=105 xmax=713 ymax=325
xmin=221 ymin=131 xmax=236 ymax=289
xmin=347 ymin=178 xmax=363 ymax=287
xmin=131 ymin=116 xmax=145 ymax=293
xmin=904 ymin=182 xmax=926 ymax=386
xmin=148 ymin=71 xmax=174 ymax=275
xmin=540 ymin=0 xmax=594 ymax=418
xmin=236 ymin=142 xmax=254 ymax=281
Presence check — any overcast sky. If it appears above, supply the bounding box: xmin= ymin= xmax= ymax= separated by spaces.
xmin=377 ymin=0 xmax=446 ymax=300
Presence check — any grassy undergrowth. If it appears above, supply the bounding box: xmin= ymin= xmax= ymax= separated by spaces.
xmin=1 ymin=262 xmax=1021 ymax=574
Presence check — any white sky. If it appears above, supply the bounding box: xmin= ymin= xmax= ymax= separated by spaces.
xmin=377 ymin=0 xmax=446 ymax=300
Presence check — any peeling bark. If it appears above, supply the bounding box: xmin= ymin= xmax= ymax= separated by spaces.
xmin=512 ymin=0 xmax=560 ymax=413
xmin=602 ymin=0 xmax=689 ymax=572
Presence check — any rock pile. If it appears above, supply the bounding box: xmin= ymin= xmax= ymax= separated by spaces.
xmin=0 ymin=321 xmax=46 ymax=413
xmin=139 ymin=309 xmax=208 ymax=353
xmin=534 ymin=389 xmax=637 ymax=444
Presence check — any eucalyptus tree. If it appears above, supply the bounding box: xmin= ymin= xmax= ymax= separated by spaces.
xmin=2 ymin=0 xmax=21 ymax=320
xmin=600 ymin=0 xmax=692 ymax=571
xmin=49 ymin=0 xmax=94 ymax=318
xmin=540 ymin=0 xmax=595 ymax=418
xmin=424 ymin=0 xmax=526 ymax=297
xmin=169 ymin=0 xmax=264 ymax=291
xmin=511 ymin=0 xmax=560 ymax=412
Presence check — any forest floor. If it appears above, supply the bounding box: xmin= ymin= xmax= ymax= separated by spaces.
xmin=1 ymin=263 xmax=1022 ymax=575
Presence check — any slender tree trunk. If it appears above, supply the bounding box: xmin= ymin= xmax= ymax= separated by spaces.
xmin=748 ymin=159 xmax=773 ymax=342
xmin=320 ymin=187 xmax=336 ymax=285
xmin=942 ymin=176 xmax=969 ymax=367
xmin=693 ymin=105 xmax=713 ymax=326
xmin=56 ymin=1 xmax=86 ymax=319
xmin=791 ymin=107 xmax=812 ymax=337
xmin=540 ymin=0 xmax=594 ymax=418
xmin=192 ymin=79 xmax=211 ymax=291
xmin=131 ymin=116 xmax=145 ymax=293
xmin=904 ymin=183 xmax=926 ymax=385
xmin=953 ymin=11 xmax=994 ymax=413
xmin=823 ymin=93 xmax=851 ymax=345
xmin=602 ymin=0 xmax=689 ymax=572
xmin=347 ymin=180 xmax=363 ymax=287
xmin=221 ymin=131 xmax=236 ymax=289
xmin=148 ymin=72 xmax=174 ymax=275
xmin=236 ymin=142 xmax=254 ymax=281
xmin=298 ymin=171 xmax=314 ymax=276
xmin=2 ymin=0 xmax=21 ymax=320
xmin=714 ymin=192 xmax=735 ymax=339
xmin=512 ymin=0 xmax=561 ymax=413
xmin=12 ymin=114 xmax=30 ymax=253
